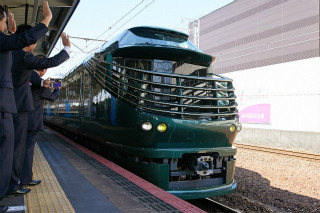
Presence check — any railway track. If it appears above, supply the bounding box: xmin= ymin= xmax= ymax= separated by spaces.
xmin=189 ymin=198 xmax=241 ymax=213
xmin=235 ymin=143 xmax=320 ymax=163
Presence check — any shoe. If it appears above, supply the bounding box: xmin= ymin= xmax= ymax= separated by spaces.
xmin=0 ymin=205 xmax=8 ymax=213
xmin=7 ymin=187 xmax=31 ymax=196
xmin=22 ymin=180 xmax=41 ymax=187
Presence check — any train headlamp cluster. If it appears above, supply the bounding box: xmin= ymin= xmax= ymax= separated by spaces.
xmin=229 ymin=124 xmax=236 ymax=133
xmin=157 ymin=123 xmax=167 ymax=132
xmin=236 ymin=123 xmax=242 ymax=132
xmin=141 ymin=122 xmax=153 ymax=131
xmin=229 ymin=124 xmax=242 ymax=133
xmin=141 ymin=122 xmax=168 ymax=132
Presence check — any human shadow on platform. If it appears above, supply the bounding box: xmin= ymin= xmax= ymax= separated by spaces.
xmin=225 ymin=167 xmax=320 ymax=213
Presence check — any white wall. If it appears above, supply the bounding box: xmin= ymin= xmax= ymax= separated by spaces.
xmin=224 ymin=57 xmax=320 ymax=133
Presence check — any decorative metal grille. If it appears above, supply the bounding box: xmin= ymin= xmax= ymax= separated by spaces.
xmin=83 ymin=56 xmax=238 ymax=120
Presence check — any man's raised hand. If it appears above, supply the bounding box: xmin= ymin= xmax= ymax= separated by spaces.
xmin=43 ymin=79 xmax=54 ymax=88
xmin=61 ymin=32 xmax=71 ymax=48
xmin=41 ymin=1 xmax=52 ymax=27
xmin=8 ymin=12 xmax=16 ymax=33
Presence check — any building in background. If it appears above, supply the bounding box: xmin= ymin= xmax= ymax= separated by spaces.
xmin=189 ymin=0 xmax=320 ymax=152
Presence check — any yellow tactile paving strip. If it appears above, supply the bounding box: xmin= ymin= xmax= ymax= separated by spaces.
xmin=24 ymin=144 xmax=75 ymax=213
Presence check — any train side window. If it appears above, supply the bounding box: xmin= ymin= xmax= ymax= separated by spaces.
xmin=122 ymin=59 xmax=152 ymax=101
xmin=83 ymin=71 xmax=93 ymax=118
xmin=58 ymin=86 xmax=66 ymax=116
xmin=91 ymin=74 xmax=108 ymax=119
xmin=63 ymin=77 xmax=81 ymax=118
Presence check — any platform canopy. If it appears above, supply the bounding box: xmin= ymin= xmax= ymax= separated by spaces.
xmin=2 ymin=0 xmax=80 ymax=55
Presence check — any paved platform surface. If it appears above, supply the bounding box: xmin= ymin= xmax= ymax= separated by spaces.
xmin=0 ymin=127 xmax=204 ymax=213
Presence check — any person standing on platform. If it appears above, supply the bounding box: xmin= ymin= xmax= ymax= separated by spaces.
xmin=0 ymin=2 xmax=52 ymax=212
xmin=8 ymin=27 xmax=70 ymax=195
xmin=20 ymin=56 xmax=60 ymax=186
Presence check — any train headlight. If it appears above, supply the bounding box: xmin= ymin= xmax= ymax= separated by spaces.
xmin=237 ymin=123 xmax=242 ymax=132
xmin=157 ymin=123 xmax=167 ymax=132
xmin=229 ymin=124 xmax=236 ymax=133
xmin=141 ymin=122 xmax=153 ymax=131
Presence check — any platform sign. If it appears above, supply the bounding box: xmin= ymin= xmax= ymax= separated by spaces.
xmin=239 ymin=104 xmax=271 ymax=124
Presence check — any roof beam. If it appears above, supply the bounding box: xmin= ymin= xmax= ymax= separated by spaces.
xmin=24 ymin=3 xmax=28 ymax=24
xmin=31 ymin=0 xmax=39 ymax=25
xmin=7 ymin=0 xmax=73 ymax=7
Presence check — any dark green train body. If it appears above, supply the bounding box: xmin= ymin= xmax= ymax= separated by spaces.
xmin=44 ymin=26 xmax=241 ymax=199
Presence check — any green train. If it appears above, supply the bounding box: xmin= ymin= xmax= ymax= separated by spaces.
xmin=44 ymin=26 xmax=241 ymax=200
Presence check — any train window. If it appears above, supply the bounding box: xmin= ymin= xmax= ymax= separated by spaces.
xmin=118 ymin=58 xmax=209 ymax=108
xmin=119 ymin=29 xmax=201 ymax=52
xmin=151 ymin=60 xmax=172 ymax=105
xmin=69 ymin=78 xmax=81 ymax=117
xmin=58 ymin=86 xmax=67 ymax=116
xmin=131 ymin=30 xmax=186 ymax=43
xmin=119 ymin=59 xmax=152 ymax=103
xmin=173 ymin=62 xmax=207 ymax=77
xmin=83 ymin=71 xmax=93 ymax=118
xmin=91 ymin=75 xmax=110 ymax=120
xmin=58 ymin=74 xmax=81 ymax=118
xmin=125 ymin=59 xmax=152 ymax=70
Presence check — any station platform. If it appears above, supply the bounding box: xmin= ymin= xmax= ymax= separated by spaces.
xmin=0 ymin=127 xmax=204 ymax=213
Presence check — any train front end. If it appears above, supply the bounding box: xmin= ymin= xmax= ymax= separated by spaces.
xmin=83 ymin=26 xmax=241 ymax=199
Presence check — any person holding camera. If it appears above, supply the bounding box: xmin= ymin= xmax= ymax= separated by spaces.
xmin=8 ymin=25 xmax=71 ymax=195
xmin=20 ymin=57 xmax=60 ymax=186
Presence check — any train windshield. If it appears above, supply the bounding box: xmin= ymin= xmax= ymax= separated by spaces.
xmin=118 ymin=58 xmax=208 ymax=77
xmin=119 ymin=28 xmax=201 ymax=52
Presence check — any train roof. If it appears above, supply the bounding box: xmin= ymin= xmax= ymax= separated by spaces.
xmin=96 ymin=26 xmax=213 ymax=66
xmin=98 ymin=26 xmax=200 ymax=52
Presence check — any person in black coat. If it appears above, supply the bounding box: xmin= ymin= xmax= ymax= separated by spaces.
xmin=20 ymin=61 xmax=60 ymax=186
xmin=0 ymin=2 xmax=52 ymax=211
xmin=8 ymin=25 xmax=71 ymax=195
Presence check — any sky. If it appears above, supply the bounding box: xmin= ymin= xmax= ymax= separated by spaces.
xmin=46 ymin=0 xmax=234 ymax=78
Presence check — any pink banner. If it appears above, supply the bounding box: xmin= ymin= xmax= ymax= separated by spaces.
xmin=239 ymin=104 xmax=271 ymax=124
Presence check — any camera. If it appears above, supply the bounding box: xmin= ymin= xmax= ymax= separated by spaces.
xmin=50 ymin=78 xmax=63 ymax=87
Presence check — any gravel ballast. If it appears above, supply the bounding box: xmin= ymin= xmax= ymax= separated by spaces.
xmin=211 ymin=147 xmax=320 ymax=212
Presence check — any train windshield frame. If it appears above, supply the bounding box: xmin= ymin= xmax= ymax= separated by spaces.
xmin=117 ymin=58 xmax=208 ymax=77
xmin=119 ymin=28 xmax=201 ymax=52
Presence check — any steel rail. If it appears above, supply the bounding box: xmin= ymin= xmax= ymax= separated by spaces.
xmin=206 ymin=198 xmax=242 ymax=213
xmin=189 ymin=198 xmax=241 ymax=213
xmin=235 ymin=143 xmax=320 ymax=163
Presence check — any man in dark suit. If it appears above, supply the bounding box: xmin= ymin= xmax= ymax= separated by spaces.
xmin=8 ymin=25 xmax=70 ymax=195
xmin=0 ymin=2 xmax=52 ymax=211
xmin=20 ymin=58 xmax=60 ymax=186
